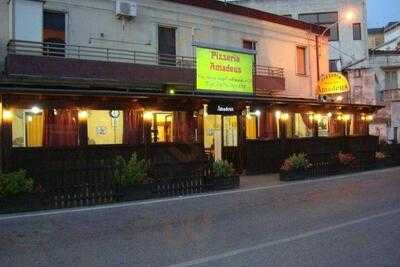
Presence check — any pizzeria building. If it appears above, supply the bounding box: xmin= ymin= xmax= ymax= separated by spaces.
xmin=0 ymin=0 xmax=381 ymax=177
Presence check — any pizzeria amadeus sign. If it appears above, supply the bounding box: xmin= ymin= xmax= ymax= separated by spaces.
xmin=318 ymin=72 xmax=350 ymax=95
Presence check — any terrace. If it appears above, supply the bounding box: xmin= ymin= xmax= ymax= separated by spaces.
xmin=5 ymin=40 xmax=285 ymax=96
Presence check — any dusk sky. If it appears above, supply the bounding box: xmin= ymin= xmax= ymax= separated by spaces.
xmin=367 ymin=0 xmax=400 ymax=28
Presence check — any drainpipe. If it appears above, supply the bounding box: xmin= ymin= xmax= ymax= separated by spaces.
xmin=316 ymin=35 xmax=320 ymax=80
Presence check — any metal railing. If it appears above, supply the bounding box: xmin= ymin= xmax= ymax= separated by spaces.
xmin=7 ymin=39 xmax=285 ymax=78
xmin=382 ymin=88 xmax=400 ymax=102
xmin=7 ymin=39 xmax=196 ymax=68
xmin=255 ymin=64 xmax=284 ymax=78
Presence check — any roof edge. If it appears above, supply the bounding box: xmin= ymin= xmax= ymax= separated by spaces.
xmin=162 ymin=0 xmax=327 ymax=35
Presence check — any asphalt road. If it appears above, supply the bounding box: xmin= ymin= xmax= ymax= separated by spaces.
xmin=1 ymin=168 xmax=400 ymax=267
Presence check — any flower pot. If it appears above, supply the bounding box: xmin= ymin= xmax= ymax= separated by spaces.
xmin=0 ymin=193 xmax=43 ymax=214
xmin=115 ymin=183 xmax=154 ymax=202
xmin=207 ymin=175 xmax=240 ymax=191
xmin=279 ymin=169 xmax=308 ymax=181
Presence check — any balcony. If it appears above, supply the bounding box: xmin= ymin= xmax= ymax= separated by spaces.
xmin=382 ymin=88 xmax=400 ymax=102
xmin=5 ymin=40 xmax=285 ymax=95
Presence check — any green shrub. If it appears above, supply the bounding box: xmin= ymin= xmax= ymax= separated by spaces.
xmin=213 ymin=160 xmax=235 ymax=178
xmin=0 ymin=170 xmax=34 ymax=197
xmin=281 ymin=153 xmax=311 ymax=172
xmin=113 ymin=153 xmax=150 ymax=186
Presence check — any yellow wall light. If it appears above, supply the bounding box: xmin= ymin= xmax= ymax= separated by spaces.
xmin=281 ymin=113 xmax=290 ymax=121
xmin=78 ymin=110 xmax=89 ymax=121
xmin=3 ymin=109 xmax=13 ymax=121
xmin=143 ymin=111 xmax=154 ymax=121
xmin=343 ymin=114 xmax=351 ymax=121
xmin=275 ymin=110 xmax=282 ymax=120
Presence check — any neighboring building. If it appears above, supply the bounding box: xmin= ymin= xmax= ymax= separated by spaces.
xmin=384 ymin=22 xmax=400 ymax=46
xmin=230 ymin=0 xmax=375 ymax=106
xmin=366 ymin=23 xmax=400 ymax=143
xmin=367 ymin=50 xmax=400 ymax=142
xmin=368 ymin=27 xmax=384 ymax=49
xmin=0 ymin=0 xmax=378 ymax=176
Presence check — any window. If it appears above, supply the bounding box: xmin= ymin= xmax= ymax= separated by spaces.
xmin=87 ymin=110 xmax=124 ymax=145
xmin=158 ymin=26 xmax=176 ymax=66
xmin=353 ymin=23 xmax=362 ymax=40
xmin=296 ymin=46 xmax=306 ymax=75
xmin=246 ymin=115 xmax=258 ymax=139
xmin=385 ymin=71 xmax=398 ymax=90
xmin=151 ymin=112 xmax=173 ymax=143
xmin=298 ymin=12 xmax=339 ymax=41
xmin=329 ymin=60 xmax=339 ymax=72
xmin=243 ymin=40 xmax=256 ymax=50
xmin=243 ymin=40 xmax=257 ymax=66
xmin=354 ymin=69 xmax=361 ymax=78
xmin=43 ymin=11 xmax=65 ymax=57
xmin=12 ymin=109 xmax=44 ymax=147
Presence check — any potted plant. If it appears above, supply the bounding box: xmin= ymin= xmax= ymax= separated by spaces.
xmin=209 ymin=160 xmax=239 ymax=190
xmin=0 ymin=169 xmax=41 ymax=214
xmin=337 ymin=151 xmax=358 ymax=171
xmin=279 ymin=153 xmax=311 ymax=181
xmin=375 ymin=151 xmax=387 ymax=169
xmin=113 ymin=153 xmax=153 ymax=201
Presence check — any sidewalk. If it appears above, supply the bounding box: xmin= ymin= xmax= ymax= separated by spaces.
xmin=240 ymin=173 xmax=284 ymax=189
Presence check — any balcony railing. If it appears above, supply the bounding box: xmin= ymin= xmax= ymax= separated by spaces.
xmin=7 ymin=39 xmax=196 ymax=69
xmin=383 ymin=88 xmax=400 ymax=102
xmin=7 ymin=39 xmax=284 ymax=78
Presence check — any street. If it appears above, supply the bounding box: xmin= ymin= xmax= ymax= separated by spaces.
xmin=1 ymin=168 xmax=400 ymax=267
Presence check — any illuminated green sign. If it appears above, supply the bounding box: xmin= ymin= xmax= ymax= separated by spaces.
xmin=196 ymin=47 xmax=254 ymax=94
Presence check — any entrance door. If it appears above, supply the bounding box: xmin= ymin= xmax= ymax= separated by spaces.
xmin=222 ymin=116 xmax=239 ymax=169
xmin=204 ymin=115 xmax=239 ymax=168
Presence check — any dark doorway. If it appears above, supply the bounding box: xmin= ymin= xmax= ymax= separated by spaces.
xmin=43 ymin=11 xmax=66 ymax=57
xmin=158 ymin=26 xmax=176 ymax=66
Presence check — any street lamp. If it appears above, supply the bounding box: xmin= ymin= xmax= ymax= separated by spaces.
xmin=320 ymin=10 xmax=355 ymax=37
xmin=316 ymin=9 xmax=355 ymax=78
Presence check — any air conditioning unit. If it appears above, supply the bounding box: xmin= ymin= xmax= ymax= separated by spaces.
xmin=116 ymin=0 xmax=137 ymax=19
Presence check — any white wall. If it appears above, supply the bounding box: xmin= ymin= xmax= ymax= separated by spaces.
xmin=0 ymin=0 xmax=9 ymax=72
xmin=10 ymin=0 xmax=43 ymax=42
xmin=231 ymin=0 xmax=369 ymax=70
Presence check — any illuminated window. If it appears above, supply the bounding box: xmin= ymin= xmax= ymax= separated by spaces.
xmin=12 ymin=109 xmax=44 ymax=147
xmin=246 ymin=115 xmax=258 ymax=139
xmin=151 ymin=112 xmax=173 ymax=143
xmin=87 ymin=110 xmax=123 ymax=145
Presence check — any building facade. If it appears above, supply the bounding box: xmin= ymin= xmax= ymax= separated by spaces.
xmin=0 ymin=0 xmax=378 ymax=175
xmin=368 ymin=27 xmax=384 ymax=50
xmin=365 ymin=23 xmax=400 ymax=142
xmin=230 ymin=0 xmax=377 ymax=106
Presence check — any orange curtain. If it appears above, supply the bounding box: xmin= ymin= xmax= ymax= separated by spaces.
xmin=43 ymin=109 xmax=78 ymax=147
xmin=260 ymin=111 xmax=277 ymax=139
xmin=27 ymin=114 xmax=44 ymax=147
xmin=173 ymin=111 xmax=194 ymax=143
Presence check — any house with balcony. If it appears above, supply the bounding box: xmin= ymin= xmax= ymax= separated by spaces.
xmin=0 ymin=0 xmax=380 ymax=183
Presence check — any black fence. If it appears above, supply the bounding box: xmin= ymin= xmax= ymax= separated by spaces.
xmin=246 ymin=136 xmax=380 ymax=175
xmin=4 ymin=143 xmax=217 ymax=209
